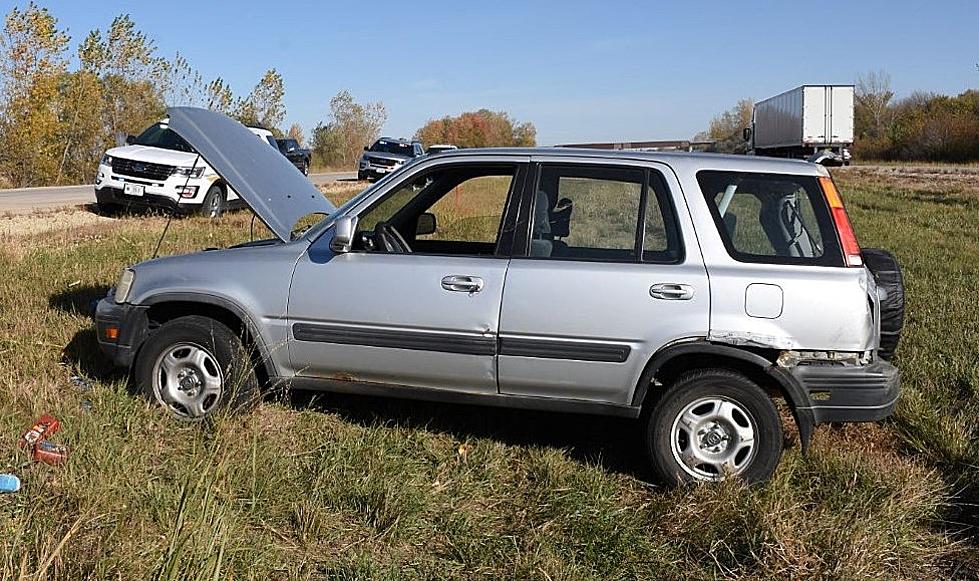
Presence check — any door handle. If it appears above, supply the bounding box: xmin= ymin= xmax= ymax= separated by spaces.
xmin=441 ymin=275 xmax=484 ymax=293
xmin=650 ymin=283 xmax=694 ymax=301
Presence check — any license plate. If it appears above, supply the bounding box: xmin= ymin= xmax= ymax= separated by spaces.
xmin=123 ymin=183 xmax=144 ymax=197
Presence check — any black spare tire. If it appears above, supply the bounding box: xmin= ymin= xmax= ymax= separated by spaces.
xmin=862 ymin=248 xmax=904 ymax=360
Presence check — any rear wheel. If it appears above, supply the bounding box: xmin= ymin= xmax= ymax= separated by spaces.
xmin=134 ymin=315 xmax=259 ymax=420
xmin=200 ymin=185 xmax=225 ymax=219
xmin=862 ymin=248 xmax=904 ymax=360
xmin=644 ymin=369 xmax=783 ymax=485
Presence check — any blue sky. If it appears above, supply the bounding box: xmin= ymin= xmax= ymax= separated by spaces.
xmin=28 ymin=0 xmax=979 ymax=144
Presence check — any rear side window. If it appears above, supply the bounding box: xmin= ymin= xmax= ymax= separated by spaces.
xmin=697 ymin=171 xmax=843 ymax=266
xmin=529 ymin=165 xmax=683 ymax=263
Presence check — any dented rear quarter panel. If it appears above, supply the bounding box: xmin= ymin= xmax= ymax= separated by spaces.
xmin=669 ymin=156 xmax=877 ymax=353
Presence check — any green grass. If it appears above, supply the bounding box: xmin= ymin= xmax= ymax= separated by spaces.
xmin=0 ymin=170 xmax=976 ymax=579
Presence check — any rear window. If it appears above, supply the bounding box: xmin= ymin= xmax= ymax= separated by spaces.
xmin=697 ymin=170 xmax=843 ymax=266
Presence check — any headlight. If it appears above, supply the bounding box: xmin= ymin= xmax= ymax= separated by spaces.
xmin=115 ymin=268 xmax=136 ymax=304
xmin=173 ymin=166 xmax=205 ymax=178
xmin=101 ymin=154 xmax=112 ymax=166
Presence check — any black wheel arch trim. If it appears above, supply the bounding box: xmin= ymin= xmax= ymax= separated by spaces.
xmin=633 ymin=341 xmax=816 ymax=453
xmin=139 ymin=291 xmax=279 ymax=379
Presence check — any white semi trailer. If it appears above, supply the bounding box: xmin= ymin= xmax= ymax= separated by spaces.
xmin=744 ymin=85 xmax=854 ymax=165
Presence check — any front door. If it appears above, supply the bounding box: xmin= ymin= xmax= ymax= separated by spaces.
xmin=288 ymin=161 xmax=526 ymax=394
xmin=498 ymin=160 xmax=710 ymax=405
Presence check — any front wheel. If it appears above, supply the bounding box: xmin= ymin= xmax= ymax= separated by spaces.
xmin=200 ymin=185 xmax=225 ymax=219
xmin=301 ymin=161 xmax=309 ymax=176
xmin=644 ymin=369 xmax=783 ymax=484
xmin=134 ymin=315 xmax=259 ymax=420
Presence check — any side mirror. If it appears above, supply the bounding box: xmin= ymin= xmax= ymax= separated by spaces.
xmin=125 ymin=134 xmax=136 ymax=145
xmin=415 ymin=212 xmax=437 ymax=236
xmin=742 ymin=127 xmax=751 ymax=142
xmin=363 ymin=146 xmax=369 ymax=151
xmin=330 ymin=215 xmax=357 ymax=253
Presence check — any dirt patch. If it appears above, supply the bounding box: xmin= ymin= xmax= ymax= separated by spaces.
xmin=0 ymin=207 xmax=114 ymax=238
xmin=834 ymin=165 xmax=979 ymax=196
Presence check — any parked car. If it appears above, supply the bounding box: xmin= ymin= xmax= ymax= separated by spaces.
xmin=275 ymin=138 xmax=311 ymax=175
xmin=95 ymin=120 xmax=277 ymax=217
xmin=95 ymin=108 xmax=903 ymax=484
xmin=358 ymin=137 xmax=424 ymax=181
xmin=426 ymin=144 xmax=458 ymax=155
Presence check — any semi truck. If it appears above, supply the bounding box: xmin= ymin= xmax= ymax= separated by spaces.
xmin=744 ymin=85 xmax=854 ymax=165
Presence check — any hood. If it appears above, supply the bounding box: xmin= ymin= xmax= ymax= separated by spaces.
xmin=106 ymin=145 xmax=201 ymax=167
xmin=365 ymin=152 xmax=411 ymax=162
xmin=167 ymin=107 xmax=335 ymax=241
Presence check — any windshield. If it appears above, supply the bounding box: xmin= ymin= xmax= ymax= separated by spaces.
xmin=133 ymin=123 xmax=195 ymax=153
xmin=278 ymin=139 xmax=298 ymax=150
xmin=370 ymin=140 xmax=414 ymax=157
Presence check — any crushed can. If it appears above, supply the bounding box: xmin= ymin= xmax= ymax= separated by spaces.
xmin=33 ymin=441 xmax=68 ymax=465
xmin=20 ymin=414 xmax=60 ymax=449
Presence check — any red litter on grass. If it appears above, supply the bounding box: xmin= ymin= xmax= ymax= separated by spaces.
xmin=20 ymin=414 xmax=60 ymax=449
xmin=33 ymin=440 xmax=68 ymax=465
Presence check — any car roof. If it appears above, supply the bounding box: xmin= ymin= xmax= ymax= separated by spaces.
xmin=422 ymin=147 xmax=827 ymax=176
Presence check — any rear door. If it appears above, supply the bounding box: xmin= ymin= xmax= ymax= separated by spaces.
xmin=497 ymin=158 xmax=709 ymax=406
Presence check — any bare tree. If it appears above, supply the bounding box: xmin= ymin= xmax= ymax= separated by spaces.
xmin=855 ymin=70 xmax=894 ymax=139
xmin=287 ymin=122 xmax=304 ymax=145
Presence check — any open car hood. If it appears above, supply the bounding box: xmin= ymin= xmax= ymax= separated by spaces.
xmin=167 ymin=107 xmax=334 ymax=241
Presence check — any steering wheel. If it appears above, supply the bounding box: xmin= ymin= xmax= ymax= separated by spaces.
xmin=373 ymin=221 xmax=411 ymax=253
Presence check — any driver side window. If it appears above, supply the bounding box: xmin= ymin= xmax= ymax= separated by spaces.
xmin=355 ymin=165 xmax=517 ymax=256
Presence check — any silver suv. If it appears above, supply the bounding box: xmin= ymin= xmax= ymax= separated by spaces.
xmin=95 ymin=109 xmax=902 ymax=484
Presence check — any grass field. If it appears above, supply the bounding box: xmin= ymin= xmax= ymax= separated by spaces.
xmin=0 ymin=168 xmax=976 ymax=579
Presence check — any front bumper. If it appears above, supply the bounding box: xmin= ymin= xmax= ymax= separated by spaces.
xmin=94 ymin=293 xmax=149 ymax=370
xmin=792 ymin=360 xmax=900 ymax=423
xmin=95 ymin=186 xmax=195 ymax=214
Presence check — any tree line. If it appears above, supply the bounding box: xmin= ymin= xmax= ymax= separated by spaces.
xmin=697 ymin=69 xmax=979 ymax=162
xmin=853 ymin=70 xmax=979 ymax=162
xmin=0 ymin=4 xmax=294 ymax=188
xmin=0 ymin=3 xmax=539 ymax=188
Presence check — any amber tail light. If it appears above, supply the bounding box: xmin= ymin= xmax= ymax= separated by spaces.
xmin=819 ymin=176 xmax=863 ymax=267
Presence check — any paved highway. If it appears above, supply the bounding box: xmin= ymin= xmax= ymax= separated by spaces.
xmin=0 ymin=171 xmax=357 ymax=213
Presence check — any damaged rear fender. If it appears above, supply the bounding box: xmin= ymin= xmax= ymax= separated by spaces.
xmin=632 ymin=341 xmax=816 ymax=452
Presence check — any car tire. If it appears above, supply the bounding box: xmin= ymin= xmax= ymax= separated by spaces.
xmin=200 ymin=185 xmax=225 ymax=219
xmin=644 ymin=369 xmax=783 ymax=485
xmin=861 ymin=248 xmax=904 ymax=360
xmin=301 ymin=161 xmax=309 ymax=176
xmin=134 ymin=315 xmax=259 ymax=420
xmin=357 ymin=170 xmax=367 ymax=181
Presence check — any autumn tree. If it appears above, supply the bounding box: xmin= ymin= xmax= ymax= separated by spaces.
xmin=414 ymin=109 xmax=536 ymax=148
xmin=79 ymin=15 xmax=169 ymax=140
xmin=0 ymin=2 xmax=69 ymax=186
xmin=235 ymin=68 xmax=286 ymax=132
xmin=694 ymin=98 xmax=753 ymax=153
xmin=205 ymin=78 xmax=235 ymax=114
xmin=164 ymin=52 xmax=206 ymax=107
xmin=311 ymin=90 xmax=387 ymax=167
xmin=56 ymin=67 xmax=104 ymax=183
